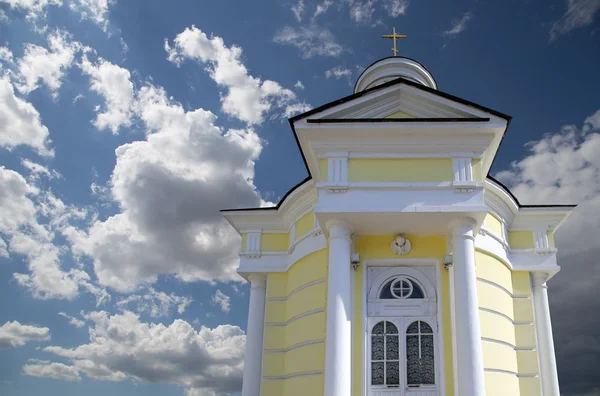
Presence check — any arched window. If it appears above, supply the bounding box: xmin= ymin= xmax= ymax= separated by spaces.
xmin=379 ymin=276 xmax=424 ymax=299
xmin=406 ymin=320 xmax=435 ymax=385
xmin=371 ymin=321 xmax=399 ymax=386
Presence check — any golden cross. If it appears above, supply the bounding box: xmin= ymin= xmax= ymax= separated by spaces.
xmin=382 ymin=27 xmax=407 ymax=56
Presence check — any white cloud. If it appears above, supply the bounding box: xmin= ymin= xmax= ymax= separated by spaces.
xmin=0 ymin=0 xmax=62 ymax=20
xmin=31 ymin=310 xmax=244 ymax=394
xmin=0 ymin=166 xmax=103 ymax=301
xmin=294 ymin=80 xmax=305 ymax=90
xmin=14 ymin=30 xmax=83 ymax=97
xmin=23 ymin=360 xmax=81 ymax=381
xmin=291 ymin=0 xmax=304 ymax=22
xmin=0 ymin=320 xmax=50 ymax=348
xmin=21 ymin=159 xmax=62 ymax=181
xmin=313 ymin=0 xmax=332 ymax=18
xmin=58 ymin=312 xmax=85 ymax=328
xmin=383 ymin=0 xmax=409 ymax=17
xmin=79 ymin=56 xmax=134 ymax=133
xmin=273 ymin=24 xmax=343 ymax=58
xmin=116 ymin=286 xmax=192 ymax=317
xmin=550 ymin=0 xmax=600 ymax=40
xmin=65 ymin=83 xmax=263 ymax=292
xmin=350 ymin=0 xmax=375 ymax=23
xmin=325 ymin=66 xmax=352 ymax=79
xmin=443 ymin=12 xmax=473 ymax=37
xmin=211 ymin=289 xmax=230 ymax=313
xmin=0 ymin=77 xmax=53 ymax=156
xmin=69 ymin=0 xmax=115 ymax=31
xmin=165 ymin=26 xmax=304 ymax=125
xmin=283 ymin=102 xmax=311 ymax=118
xmin=495 ymin=109 xmax=600 ymax=395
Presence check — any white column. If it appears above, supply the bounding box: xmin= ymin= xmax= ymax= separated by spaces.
xmin=242 ymin=274 xmax=267 ymax=396
xmin=450 ymin=218 xmax=486 ymax=395
xmin=324 ymin=220 xmax=353 ymax=396
xmin=532 ymin=273 xmax=561 ymax=396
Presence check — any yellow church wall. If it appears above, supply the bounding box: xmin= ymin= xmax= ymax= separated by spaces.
xmin=261 ymin=233 xmax=289 ymax=251
xmin=508 ymin=231 xmax=535 ymax=249
xmin=318 ymin=159 xmax=328 ymax=182
xmin=347 ymin=158 xmax=454 ymax=183
xmin=472 ymin=158 xmax=483 ymax=181
xmin=241 ymin=233 xmax=247 ymax=251
xmin=295 ymin=211 xmax=314 ymax=238
xmin=547 ymin=230 xmax=556 ymax=248
xmin=352 ymin=235 xmax=454 ymax=396
xmin=475 ymin=251 xmax=541 ymax=396
xmin=261 ymin=249 xmax=328 ymax=396
xmin=483 ymin=213 xmax=504 ymax=239
xmin=484 ymin=372 xmax=521 ymax=396
xmin=385 ymin=110 xmax=415 ymax=118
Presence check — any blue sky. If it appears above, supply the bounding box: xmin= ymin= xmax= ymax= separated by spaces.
xmin=0 ymin=0 xmax=599 ymax=395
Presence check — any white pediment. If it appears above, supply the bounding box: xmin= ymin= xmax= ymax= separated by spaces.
xmin=305 ymin=81 xmax=502 ymax=121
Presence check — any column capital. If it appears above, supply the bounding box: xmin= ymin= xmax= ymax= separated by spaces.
xmin=326 ymin=219 xmax=353 ymax=240
xmin=247 ymin=274 xmax=267 ymax=290
xmin=532 ymin=272 xmax=551 ymax=288
xmin=448 ymin=217 xmax=477 ymax=240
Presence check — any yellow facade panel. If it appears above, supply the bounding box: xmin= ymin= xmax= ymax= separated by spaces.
xmin=547 ymin=230 xmax=555 ymax=248
xmin=267 ymin=273 xmax=288 ymax=299
xmin=482 ymin=341 xmax=519 ymax=372
xmin=472 ymin=158 xmax=483 ymax=181
xmin=264 ymin=326 xmax=286 ymax=350
xmin=508 ymin=231 xmax=535 ymax=249
xmin=261 ymin=379 xmax=284 ymax=396
xmin=262 ymin=352 xmax=285 ymax=377
xmin=318 ymin=159 xmax=328 ymax=182
xmin=295 ymin=211 xmax=314 ymax=238
xmin=479 ymin=309 xmax=516 ymax=346
xmin=347 ymin=158 xmax=453 ymax=183
xmin=265 ymin=301 xmax=287 ymax=323
xmin=517 ymin=350 xmax=539 ymax=375
xmin=519 ymin=377 xmax=542 ymax=396
xmin=241 ymin=233 xmax=247 ymax=251
xmin=515 ymin=324 xmax=537 ymax=349
xmin=513 ymin=298 xmax=534 ymax=323
xmin=284 ymin=374 xmax=324 ymax=396
xmin=285 ymin=343 xmax=326 ymax=374
xmin=287 ymin=250 xmax=327 ymax=293
xmin=286 ymin=312 xmax=326 ymax=347
xmin=484 ymin=372 xmax=521 ymax=396
xmin=512 ymin=271 xmax=532 ymax=297
xmin=286 ymin=283 xmax=326 ymax=322
xmin=475 ymin=251 xmax=513 ymax=294
xmin=477 ymin=280 xmax=515 ymax=320
xmin=261 ymin=233 xmax=289 ymax=251
xmin=483 ymin=213 xmax=504 ymax=238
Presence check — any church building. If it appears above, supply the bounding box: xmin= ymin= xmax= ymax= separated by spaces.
xmin=221 ymin=50 xmax=575 ymax=396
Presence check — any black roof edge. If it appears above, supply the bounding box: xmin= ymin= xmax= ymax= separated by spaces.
xmin=486 ymin=175 xmax=577 ymax=209
xmin=306 ymin=117 xmax=490 ymax=124
xmin=353 ymin=56 xmax=439 ymax=93
xmin=289 ymin=75 xmax=512 ymax=124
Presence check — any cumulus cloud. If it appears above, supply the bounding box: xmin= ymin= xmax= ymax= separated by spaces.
xmin=325 ymin=66 xmax=352 ymax=80
xmin=443 ymin=11 xmax=473 ymax=37
xmin=273 ymin=24 xmax=343 ymax=59
xmin=496 ymin=109 xmax=600 ymax=395
xmin=0 ymin=0 xmax=62 ymax=20
xmin=0 ymin=320 xmax=50 ymax=348
xmin=165 ymin=26 xmax=305 ymax=125
xmin=0 ymin=77 xmax=54 ymax=156
xmin=211 ymin=289 xmax=230 ymax=313
xmin=64 ymin=83 xmax=263 ymax=292
xmin=69 ymin=0 xmax=115 ymax=31
xmin=79 ymin=56 xmax=135 ymax=133
xmin=116 ymin=286 xmax=192 ymax=317
xmin=14 ymin=30 xmax=83 ymax=97
xmin=294 ymin=80 xmax=305 ymax=90
xmin=0 ymin=166 xmax=105 ymax=301
xmin=550 ymin=0 xmax=600 ymax=40
xmin=23 ymin=360 xmax=81 ymax=381
xmin=27 ymin=311 xmax=245 ymax=394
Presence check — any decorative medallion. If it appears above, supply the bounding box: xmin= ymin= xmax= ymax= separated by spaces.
xmin=391 ymin=235 xmax=411 ymax=255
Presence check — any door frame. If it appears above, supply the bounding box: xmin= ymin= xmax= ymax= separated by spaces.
xmin=360 ymin=258 xmax=446 ymax=396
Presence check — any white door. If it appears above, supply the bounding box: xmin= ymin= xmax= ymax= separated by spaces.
xmin=367 ymin=316 xmax=438 ymax=396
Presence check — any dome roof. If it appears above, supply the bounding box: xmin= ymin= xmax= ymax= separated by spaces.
xmin=354 ymin=57 xmax=437 ymax=93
